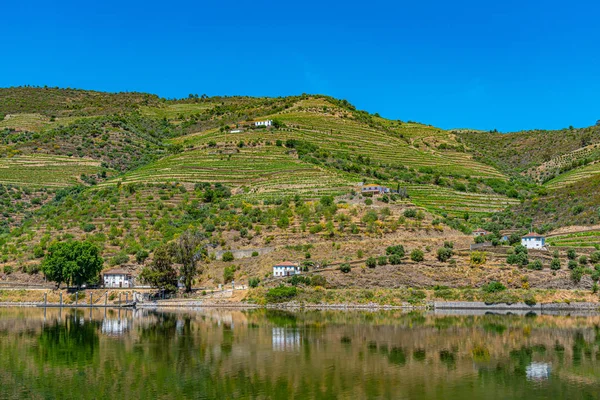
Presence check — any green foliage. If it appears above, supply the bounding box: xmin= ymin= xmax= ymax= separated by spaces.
xmin=339 ymin=263 xmax=352 ymax=273
xmin=410 ymin=249 xmax=424 ymax=262
xmin=437 ymin=247 xmax=453 ymax=262
xmin=310 ymin=275 xmax=327 ymax=287
xmin=377 ymin=256 xmax=388 ymax=266
xmin=248 ymin=277 xmax=260 ymax=288
xmin=3 ymin=265 xmax=13 ymax=274
xmin=528 ymin=259 xmax=543 ymax=270
xmin=403 ymin=209 xmax=417 ymax=218
xmin=470 ymin=251 xmax=487 ymax=265
xmin=550 ymin=258 xmax=561 ymax=270
xmin=109 ymin=251 xmax=129 ymax=266
xmin=41 ymin=241 xmax=104 ymax=287
xmin=571 ymin=267 xmax=585 ymax=283
xmin=222 ymin=251 xmax=234 ymax=262
xmin=139 ymin=245 xmax=177 ymax=292
xmin=386 ymin=245 xmax=405 ymax=257
xmin=389 ymin=254 xmax=402 ymax=265
xmin=482 ymin=281 xmax=506 ymax=293
xmin=567 ymin=249 xmax=577 ymax=260
xmin=135 ymin=249 xmax=149 ymax=264
xmin=223 ymin=266 xmax=236 ymax=284
xmin=568 ymin=260 xmax=579 ymax=270
xmin=366 ymin=257 xmax=377 ymax=268
xmin=579 ymin=255 xmax=588 ymax=265
xmin=288 ymin=275 xmax=311 ymax=286
xmin=265 ymin=285 xmax=298 ymax=303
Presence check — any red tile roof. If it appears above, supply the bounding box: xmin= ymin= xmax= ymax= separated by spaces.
xmin=274 ymin=261 xmax=297 ymax=267
xmin=102 ymin=268 xmax=131 ymax=275
xmin=522 ymin=232 xmax=544 ymax=238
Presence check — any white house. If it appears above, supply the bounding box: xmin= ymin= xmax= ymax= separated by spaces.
xmin=273 ymin=262 xmax=300 ymax=277
xmin=255 ymin=120 xmax=273 ymax=127
xmin=473 ymin=228 xmax=489 ymax=237
xmin=102 ymin=268 xmax=133 ymax=288
xmin=361 ymin=184 xmax=389 ymax=195
xmin=521 ymin=232 xmax=546 ymax=250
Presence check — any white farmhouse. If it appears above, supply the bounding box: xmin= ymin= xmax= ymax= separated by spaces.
xmin=255 ymin=120 xmax=273 ymax=127
xmin=521 ymin=232 xmax=546 ymax=250
xmin=102 ymin=268 xmax=133 ymax=288
xmin=273 ymin=262 xmax=300 ymax=277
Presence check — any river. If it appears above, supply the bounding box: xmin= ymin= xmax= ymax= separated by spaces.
xmin=0 ymin=307 xmax=599 ymax=399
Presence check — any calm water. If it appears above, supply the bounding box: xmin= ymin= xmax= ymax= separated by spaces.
xmin=1 ymin=308 xmax=600 ymax=399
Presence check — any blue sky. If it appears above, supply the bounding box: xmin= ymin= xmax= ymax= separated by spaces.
xmin=2 ymin=0 xmax=599 ymax=132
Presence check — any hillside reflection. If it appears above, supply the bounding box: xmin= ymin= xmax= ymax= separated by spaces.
xmin=1 ymin=308 xmax=600 ymax=399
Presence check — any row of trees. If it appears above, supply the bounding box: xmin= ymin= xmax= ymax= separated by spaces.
xmin=41 ymin=230 xmax=207 ymax=292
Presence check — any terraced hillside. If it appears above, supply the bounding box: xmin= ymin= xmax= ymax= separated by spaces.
xmin=0 ymin=155 xmax=102 ymax=187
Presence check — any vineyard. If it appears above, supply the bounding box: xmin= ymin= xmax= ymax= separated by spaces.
xmin=547 ymin=230 xmax=600 ymax=248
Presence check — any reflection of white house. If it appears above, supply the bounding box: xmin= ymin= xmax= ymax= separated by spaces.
xmin=102 ymin=269 xmax=133 ymax=288
xmin=526 ymin=362 xmax=551 ymax=381
xmin=101 ymin=318 xmax=130 ymax=336
xmin=272 ymin=327 xmax=301 ymax=351
xmin=273 ymin=262 xmax=300 ymax=277
xmin=255 ymin=120 xmax=272 ymax=127
xmin=521 ymin=232 xmax=546 ymax=250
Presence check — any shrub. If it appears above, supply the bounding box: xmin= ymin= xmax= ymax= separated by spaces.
xmin=528 ymin=260 xmax=543 ymax=270
xmin=389 ymin=254 xmax=402 ymax=265
xmin=249 ymin=277 xmax=260 ymax=288
xmin=366 ymin=257 xmax=377 ymax=268
xmin=567 ymin=249 xmax=577 ymax=260
xmin=437 ymin=247 xmax=453 ymax=262
xmin=470 ymin=251 xmax=486 ymax=265
xmin=135 ymin=249 xmax=149 ymax=264
xmin=3 ymin=265 xmax=13 ymax=274
xmin=110 ymin=251 xmax=129 ymax=266
xmin=252 ymin=251 xmax=259 ymax=257
xmin=403 ymin=209 xmax=417 ymax=218
xmin=33 ymin=246 xmax=45 ymax=259
xmin=339 ymin=263 xmax=351 ymax=273
xmin=591 ymin=251 xmax=600 ymax=264
xmin=265 ymin=285 xmax=298 ymax=303
xmin=507 ymin=252 xmax=529 ymax=267
xmin=222 ymin=251 xmax=234 ymax=262
xmin=223 ymin=266 xmax=236 ymax=283
xmin=482 ymin=281 xmax=506 ymax=293
xmin=579 ymin=255 xmax=588 ymax=265
xmin=474 ymin=235 xmax=485 ymax=244
xmin=410 ymin=249 xmax=424 ymax=262
xmin=443 ymin=241 xmax=454 ymax=249
xmin=377 ymin=256 xmax=388 ymax=266
xmin=568 ymin=260 xmax=579 ymax=270
xmin=365 ymin=198 xmax=373 ymax=206
xmin=386 ymin=245 xmax=405 ymax=257
xmin=288 ymin=275 xmax=311 ymax=286
xmin=550 ymin=258 xmax=561 ymax=271
xmin=311 ymin=275 xmax=327 ymax=287
xmin=82 ymin=223 xmax=96 ymax=233
xmin=571 ymin=267 xmax=585 ymax=283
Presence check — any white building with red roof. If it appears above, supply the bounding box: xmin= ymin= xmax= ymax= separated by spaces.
xmin=521 ymin=232 xmax=546 ymax=250
xmin=273 ymin=262 xmax=300 ymax=277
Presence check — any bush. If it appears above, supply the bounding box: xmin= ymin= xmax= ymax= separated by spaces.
xmin=474 ymin=235 xmax=485 ymax=244
xmin=568 ymin=260 xmax=579 ymax=270
xmin=528 ymin=260 xmax=543 ymax=270
xmin=223 ymin=266 xmax=236 ymax=283
xmin=571 ymin=267 xmax=585 ymax=283
xmin=251 ymin=251 xmax=259 ymax=257
xmin=265 ymin=285 xmax=298 ymax=303
xmin=311 ymin=275 xmax=327 ymax=287
xmin=550 ymin=258 xmax=561 ymax=270
xmin=389 ymin=254 xmax=402 ymax=265
xmin=567 ymin=249 xmax=577 ymax=260
xmin=366 ymin=257 xmax=377 ymax=268
xmin=3 ymin=265 xmax=13 ymax=274
xmin=410 ymin=249 xmax=424 ymax=262
xmin=135 ymin=249 xmax=149 ymax=264
xmin=377 ymin=256 xmax=388 ymax=266
xmin=507 ymin=252 xmax=529 ymax=267
xmin=339 ymin=263 xmax=351 ymax=273
xmin=579 ymin=255 xmax=588 ymax=265
xmin=443 ymin=241 xmax=454 ymax=249
xmin=222 ymin=251 xmax=234 ymax=262
xmin=110 ymin=251 xmax=129 ymax=266
xmin=403 ymin=209 xmax=417 ymax=218
xmin=386 ymin=245 xmax=405 ymax=257
xmin=249 ymin=277 xmax=260 ymax=288
xmin=288 ymin=275 xmax=311 ymax=286
xmin=482 ymin=281 xmax=506 ymax=293
xmin=437 ymin=247 xmax=453 ymax=262
xmin=82 ymin=223 xmax=96 ymax=233
xmin=470 ymin=251 xmax=486 ymax=265
xmin=591 ymin=251 xmax=600 ymax=264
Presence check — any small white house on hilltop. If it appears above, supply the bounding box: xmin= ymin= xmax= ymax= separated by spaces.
xmin=102 ymin=268 xmax=133 ymax=288
xmin=521 ymin=232 xmax=546 ymax=250
xmin=273 ymin=262 xmax=300 ymax=277
xmin=255 ymin=120 xmax=272 ymax=127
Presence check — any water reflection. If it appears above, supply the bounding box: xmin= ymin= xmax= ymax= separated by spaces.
xmin=0 ymin=308 xmax=600 ymax=399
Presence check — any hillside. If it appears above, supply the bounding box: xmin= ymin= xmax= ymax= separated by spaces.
xmin=1 ymin=87 xmax=600 ymax=295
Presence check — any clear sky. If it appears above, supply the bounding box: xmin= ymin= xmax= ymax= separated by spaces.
xmin=2 ymin=0 xmax=599 ymax=132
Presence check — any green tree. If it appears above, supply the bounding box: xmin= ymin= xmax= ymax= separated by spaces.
xmin=172 ymin=231 xmax=205 ymax=292
xmin=139 ymin=245 xmax=178 ymax=292
xmin=41 ymin=241 xmax=104 ymax=288
xmin=437 ymin=247 xmax=453 ymax=262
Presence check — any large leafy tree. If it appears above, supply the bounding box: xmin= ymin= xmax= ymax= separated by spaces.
xmin=172 ymin=230 xmax=206 ymax=292
xmin=41 ymin=241 xmax=104 ymax=288
xmin=139 ymin=245 xmax=178 ymax=292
